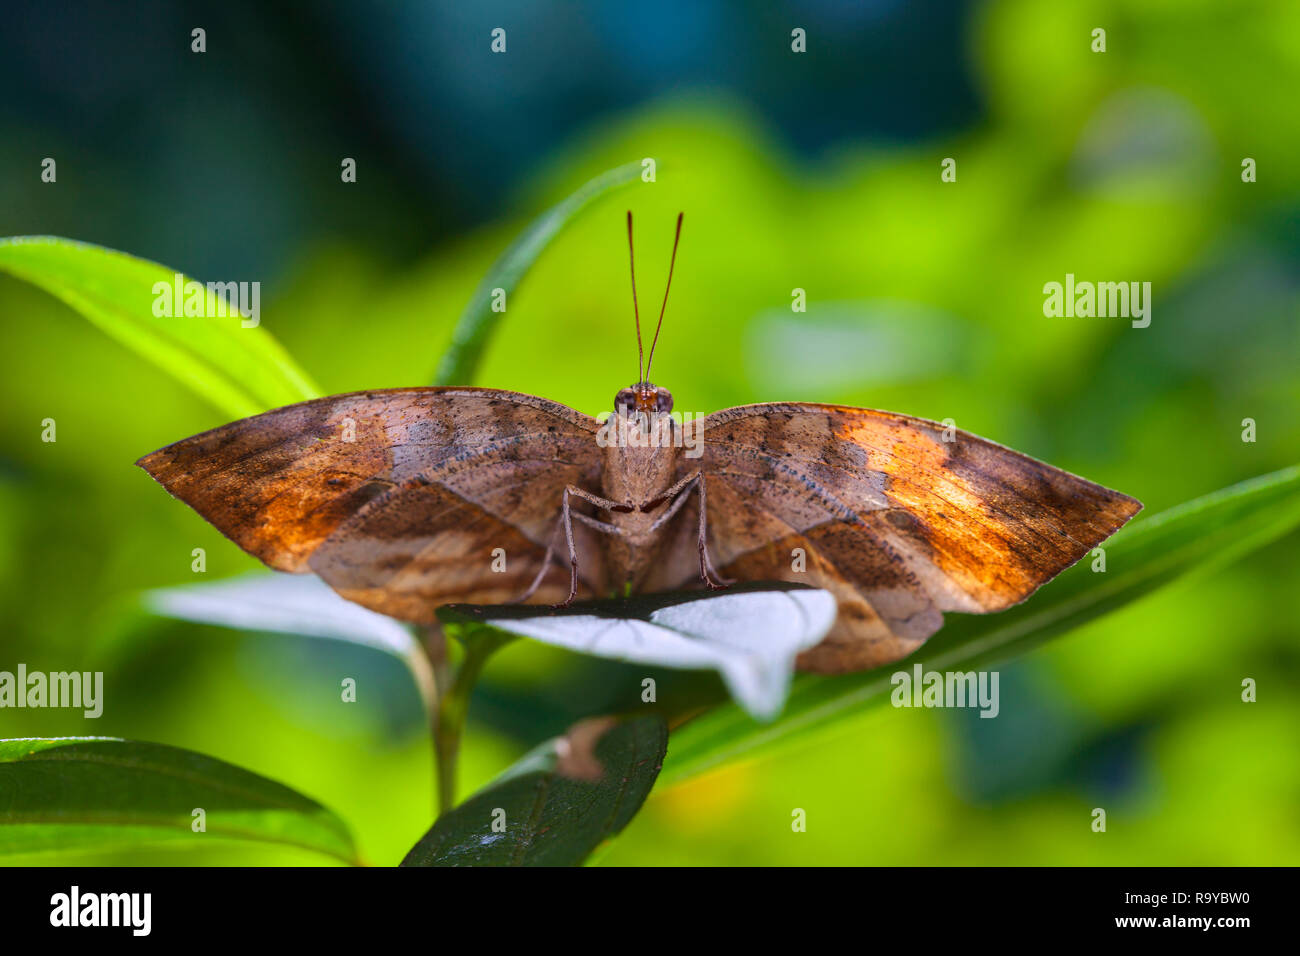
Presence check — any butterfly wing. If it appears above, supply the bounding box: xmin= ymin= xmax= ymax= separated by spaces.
xmin=137 ymin=387 xmax=607 ymax=621
xmin=689 ymin=403 xmax=1142 ymax=673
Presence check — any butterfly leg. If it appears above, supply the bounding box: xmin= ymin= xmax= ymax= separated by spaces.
xmin=691 ymin=474 xmax=734 ymax=590
xmin=648 ymin=471 xmax=733 ymax=590
xmin=516 ymin=516 xmax=564 ymax=603
xmin=517 ymin=486 xmax=625 ymax=607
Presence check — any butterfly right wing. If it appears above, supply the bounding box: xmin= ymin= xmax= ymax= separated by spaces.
xmin=137 ymin=387 xmax=608 ymax=620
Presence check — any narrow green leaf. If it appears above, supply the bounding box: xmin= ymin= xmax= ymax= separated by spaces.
xmin=660 ymin=465 xmax=1300 ymax=785
xmin=401 ymin=715 xmax=667 ymax=866
xmin=0 ymin=236 xmax=319 ymax=417
xmin=433 ymin=160 xmax=645 ymax=385
xmin=0 ymin=737 xmax=358 ymax=864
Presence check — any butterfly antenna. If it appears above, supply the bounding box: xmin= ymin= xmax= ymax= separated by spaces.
xmin=627 ymin=210 xmax=643 ymax=384
xmin=644 ymin=212 xmax=682 ymax=382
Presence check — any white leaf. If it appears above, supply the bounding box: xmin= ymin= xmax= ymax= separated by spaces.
xmin=465 ymin=588 xmax=836 ymax=721
xmin=142 ymin=573 xmax=434 ymax=712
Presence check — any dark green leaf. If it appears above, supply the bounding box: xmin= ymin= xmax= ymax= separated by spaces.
xmin=0 ymin=737 xmax=358 ymax=863
xmin=401 ymin=715 xmax=667 ymax=866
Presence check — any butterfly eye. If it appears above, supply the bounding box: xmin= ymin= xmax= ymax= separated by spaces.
xmin=614 ymin=388 xmax=636 ymax=413
xmin=655 ymin=388 xmax=674 ymax=413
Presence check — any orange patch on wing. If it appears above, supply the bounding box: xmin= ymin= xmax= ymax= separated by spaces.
xmin=833 ymin=417 xmax=1039 ymax=605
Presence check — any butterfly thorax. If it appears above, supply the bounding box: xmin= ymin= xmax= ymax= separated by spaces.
xmin=599 ymin=407 xmax=681 ymax=591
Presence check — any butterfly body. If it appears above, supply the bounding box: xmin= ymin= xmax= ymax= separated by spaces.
xmin=593 ymin=383 xmax=718 ymax=597
xmin=599 ymin=434 xmax=678 ymax=594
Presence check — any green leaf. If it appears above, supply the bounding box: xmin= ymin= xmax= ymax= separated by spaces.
xmin=0 ymin=737 xmax=358 ymax=864
xmin=433 ymin=160 xmax=645 ymax=385
xmin=0 ymin=236 xmax=319 ymax=417
xmin=401 ymin=715 xmax=667 ymax=866
xmin=660 ymin=464 xmax=1300 ymax=785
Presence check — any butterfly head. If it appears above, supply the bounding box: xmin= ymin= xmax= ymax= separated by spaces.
xmin=615 ymin=382 xmax=673 ymax=417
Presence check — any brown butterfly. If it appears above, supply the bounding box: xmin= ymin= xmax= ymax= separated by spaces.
xmin=138 ymin=213 xmax=1141 ymax=674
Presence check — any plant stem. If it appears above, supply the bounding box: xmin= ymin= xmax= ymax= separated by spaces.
xmin=429 ymin=628 xmax=510 ymax=817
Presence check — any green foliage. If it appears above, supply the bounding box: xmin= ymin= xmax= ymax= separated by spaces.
xmin=0 ymin=738 xmax=357 ymax=864
xmin=2 ymin=17 xmax=1298 ymax=864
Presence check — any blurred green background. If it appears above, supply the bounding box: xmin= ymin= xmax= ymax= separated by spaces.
xmin=1 ymin=0 xmax=1298 ymax=865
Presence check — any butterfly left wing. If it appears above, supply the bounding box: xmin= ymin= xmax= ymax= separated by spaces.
xmin=137 ymin=387 xmax=608 ymax=620
xmin=673 ymin=403 xmax=1141 ymax=674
